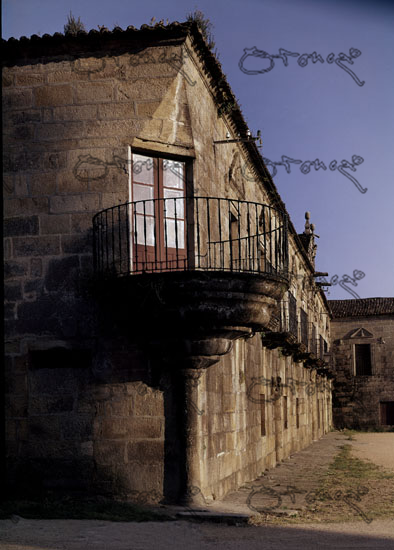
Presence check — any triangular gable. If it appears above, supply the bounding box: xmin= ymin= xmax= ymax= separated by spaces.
xmin=345 ymin=327 xmax=374 ymax=339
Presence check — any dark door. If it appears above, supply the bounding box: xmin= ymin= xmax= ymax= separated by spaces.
xmin=131 ymin=153 xmax=186 ymax=272
xmin=380 ymin=402 xmax=394 ymax=425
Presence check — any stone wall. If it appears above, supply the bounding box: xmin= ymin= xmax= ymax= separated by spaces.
xmin=197 ymin=336 xmax=331 ymax=501
xmin=331 ymin=315 xmax=394 ymax=429
xmin=3 ymin=33 xmax=332 ymax=500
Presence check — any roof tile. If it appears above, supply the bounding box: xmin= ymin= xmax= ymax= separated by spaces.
xmin=329 ymin=298 xmax=394 ymax=318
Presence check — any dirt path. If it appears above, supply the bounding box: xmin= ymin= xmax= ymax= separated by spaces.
xmin=1 ymin=518 xmax=394 ymax=549
xmin=348 ymin=433 xmax=394 ymax=471
xmin=2 ymin=432 xmax=393 ymax=549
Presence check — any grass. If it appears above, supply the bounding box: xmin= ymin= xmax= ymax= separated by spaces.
xmin=0 ymin=494 xmax=174 ymax=522
xmin=306 ymin=444 xmax=394 ymax=522
xmin=249 ymin=443 xmax=394 ymax=526
xmin=343 ymin=429 xmax=358 ymax=440
xmin=326 ymin=444 xmax=394 ymax=482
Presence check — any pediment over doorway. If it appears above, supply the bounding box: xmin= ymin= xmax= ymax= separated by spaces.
xmin=345 ymin=327 xmax=374 ymax=339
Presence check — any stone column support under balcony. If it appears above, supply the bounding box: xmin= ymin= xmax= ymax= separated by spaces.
xmin=179 ymin=368 xmax=206 ymax=505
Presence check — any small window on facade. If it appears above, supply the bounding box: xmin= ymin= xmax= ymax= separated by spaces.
xmin=300 ymin=309 xmax=308 ymax=347
xmin=380 ymin=402 xmax=394 ymax=425
xmin=288 ymin=293 xmax=297 ymax=337
xmin=296 ymin=398 xmax=300 ymax=429
xmin=283 ymin=396 xmax=288 ymax=429
xmin=260 ymin=394 xmax=266 ymax=436
xmin=311 ymin=325 xmax=317 ymax=355
xmin=319 ymin=335 xmax=324 ymax=359
xmin=355 ymin=344 xmax=372 ymax=375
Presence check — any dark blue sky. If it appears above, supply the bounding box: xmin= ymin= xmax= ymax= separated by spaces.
xmin=3 ymin=0 xmax=394 ymax=299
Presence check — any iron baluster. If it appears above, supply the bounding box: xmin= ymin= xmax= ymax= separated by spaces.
xmin=175 ymin=197 xmax=179 ymax=269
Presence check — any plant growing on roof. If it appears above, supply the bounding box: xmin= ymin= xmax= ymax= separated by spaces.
xmin=186 ymin=9 xmax=218 ymax=56
xmin=64 ymin=11 xmax=86 ymax=35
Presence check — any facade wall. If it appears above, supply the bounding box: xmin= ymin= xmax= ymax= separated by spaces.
xmin=331 ymin=315 xmax=394 ymax=429
xmin=3 ymin=35 xmax=331 ymax=500
xmin=198 ymin=337 xmax=331 ymax=501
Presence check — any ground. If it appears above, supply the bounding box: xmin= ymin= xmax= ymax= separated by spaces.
xmin=1 ymin=431 xmax=393 ymax=549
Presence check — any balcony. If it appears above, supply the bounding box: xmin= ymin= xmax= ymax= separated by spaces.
xmin=260 ymin=299 xmax=332 ymax=371
xmin=92 ymin=196 xmax=290 ymax=369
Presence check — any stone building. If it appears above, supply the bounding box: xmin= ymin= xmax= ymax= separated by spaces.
xmin=3 ymin=21 xmax=332 ymax=504
xmin=329 ymin=298 xmax=394 ymax=430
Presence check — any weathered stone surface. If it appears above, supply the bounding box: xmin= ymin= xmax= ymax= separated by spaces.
xmin=75 ymin=82 xmax=113 ymax=103
xmin=36 ymin=122 xmax=84 ymax=141
xmin=61 ymin=416 xmax=93 ymax=440
xmin=94 ymin=441 xmax=127 ymax=466
xmin=11 ymin=110 xmax=41 ymax=124
xmin=71 ymin=213 xmax=94 ymax=233
xmin=133 ymin=392 xmax=164 ymax=417
xmin=15 ymin=73 xmax=45 ymax=86
xmin=4 ymin=238 xmax=12 ymax=259
xmin=40 ymin=214 xmax=70 ymax=235
xmin=9 ymin=124 xmax=35 ymax=141
xmin=4 ymin=215 xmax=39 ymax=237
xmin=29 ymin=417 xmax=61 ymax=440
xmin=4 ymin=281 xmax=23 ymax=302
xmin=29 ymin=395 xmax=75 ymax=415
xmin=4 ymin=260 xmax=29 ymax=279
xmin=29 ymin=174 xmax=57 ymax=196
xmin=50 ymin=194 xmax=100 ymax=214
xmin=127 ymin=440 xmax=164 ymax=463
xmin=128 ymin=417 xmax=164 ymax=439
xmin=98 ymin=103 xmax=135 ymax=119
xmin=61 ymin=233 xmax=91 ymax=254
xmin=3 ymin=89 xmax=32 ymax=109
xmin=135 ymin=101 xmax=161 ymax=117
xmin=44 ymin=255 xmax=79 ymax=291
xmin=52 ymin=105 xmax=98 ymax=121
xmin=13 ymin=236 xmax=60 ymax=257
xmin=30 ymin=258 xmax=43 ymax=278
xmin=4 ymin=197 xmax=49 ymax=217
xmin=34 ymin=85 xmax=73 ymax=106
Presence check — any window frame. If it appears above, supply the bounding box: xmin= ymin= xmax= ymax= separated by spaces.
xmin=130 ymin=150 xmax=192 ymax=272
xmin=353 ymin=343 xmax=373 ymax=376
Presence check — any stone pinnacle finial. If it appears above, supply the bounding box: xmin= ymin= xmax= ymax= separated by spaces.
xmin=304 ymin=212 xmax=311 ymax=234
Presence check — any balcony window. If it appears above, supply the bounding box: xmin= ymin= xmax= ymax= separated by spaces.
xmin=131 ymin=153 xmax=187 ymax=272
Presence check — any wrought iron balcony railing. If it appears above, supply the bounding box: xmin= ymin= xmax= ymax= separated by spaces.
xmin=93 ymin=196 xmax=289 ymax=278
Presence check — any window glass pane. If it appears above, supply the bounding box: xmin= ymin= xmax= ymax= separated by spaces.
xmin=133 ymin=184 xmax=154 ymax=214
xmin=136 ymin=214 xmax=155 ymax=246
xmin=164 ymin=219 xmax=185 ymax=249
xmin=163 ymin=159 xmax=184 ymax=189
xmin=133 ymin=154 xmax=154 ymax=185
xmin=164 ymin=190 xmax=184 ymax=218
